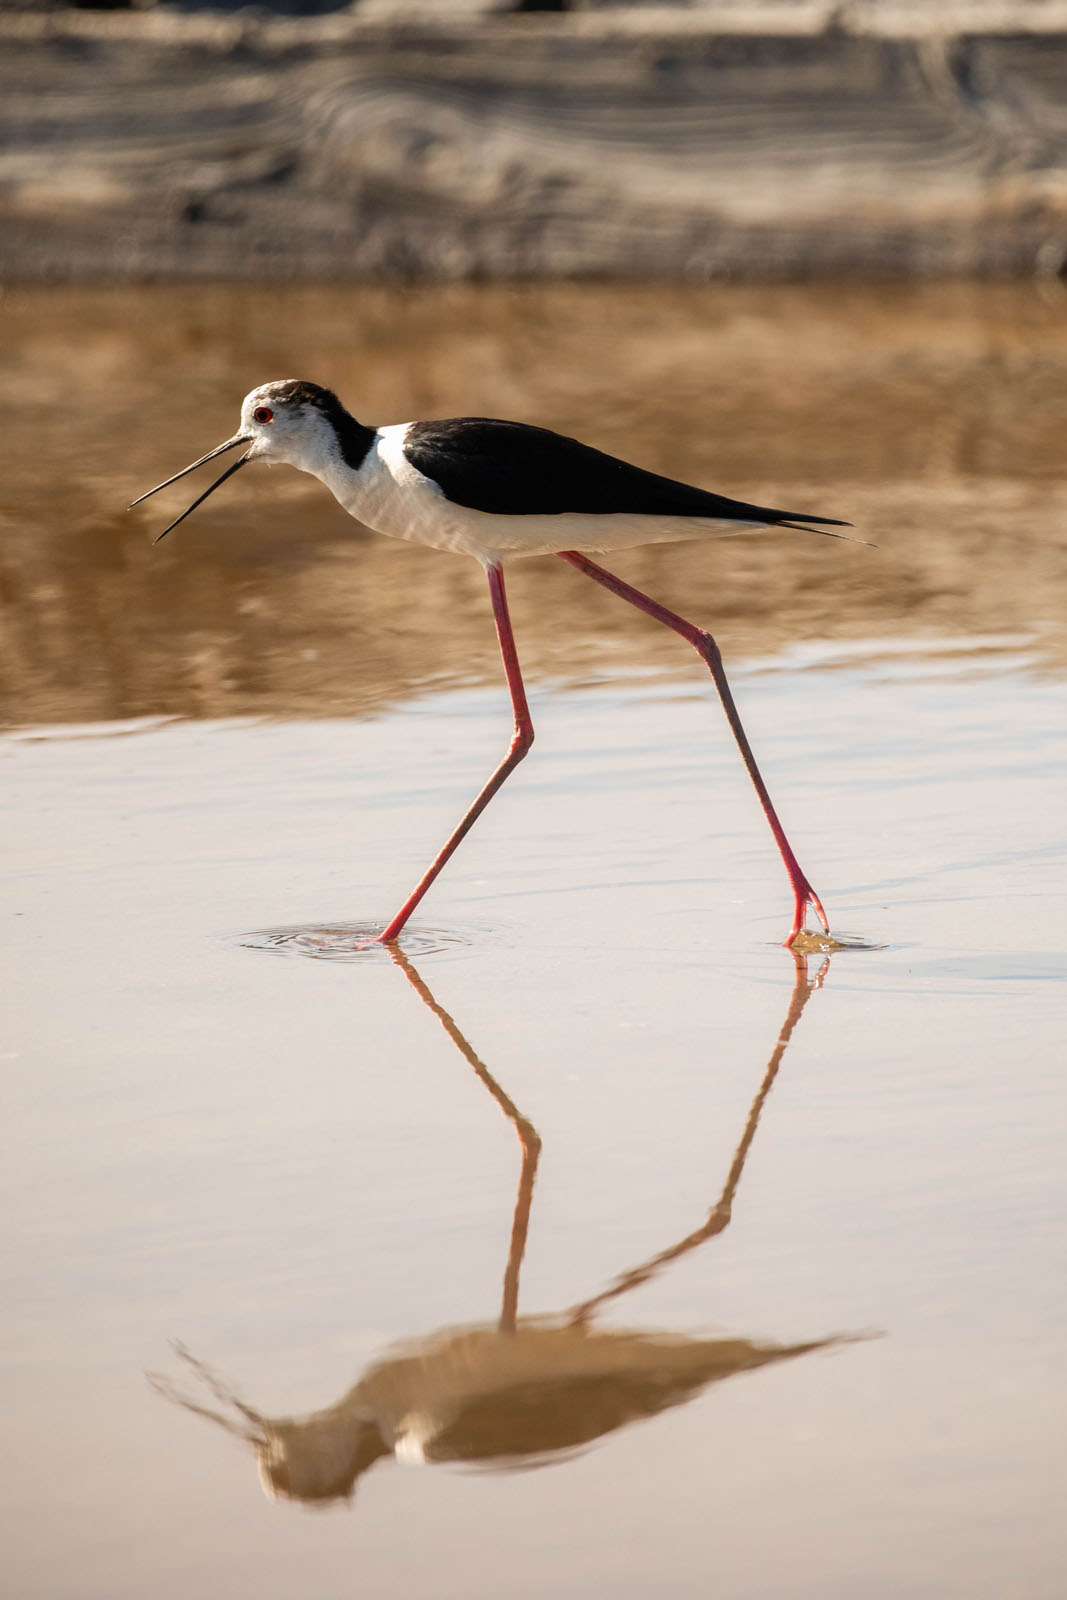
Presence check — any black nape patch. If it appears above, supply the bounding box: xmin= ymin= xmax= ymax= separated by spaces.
xmin=269 ymin=380 xmax=375 ymax=470
xmin=403 ymin=417 xmax=848 ymax=528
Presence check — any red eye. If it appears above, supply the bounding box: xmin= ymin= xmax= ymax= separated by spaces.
xmin=253 ymin=406 xmax=274 ymax=424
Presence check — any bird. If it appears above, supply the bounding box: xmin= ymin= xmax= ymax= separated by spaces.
xmin=130 ymin=379 xmax=851 ymax=946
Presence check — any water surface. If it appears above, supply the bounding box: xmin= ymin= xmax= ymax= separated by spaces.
xmin=2 ymin=283 xmax=1066 ymax=1599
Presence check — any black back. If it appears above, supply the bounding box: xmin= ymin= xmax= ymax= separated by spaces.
xmin=402 ymin=417 xmax=843 ymax=526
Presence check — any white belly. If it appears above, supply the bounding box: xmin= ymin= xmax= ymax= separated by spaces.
xmin=326 ymin=425 xmax=764 ymax=567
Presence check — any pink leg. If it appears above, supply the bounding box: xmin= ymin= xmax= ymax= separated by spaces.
xmin=559 ymin=551 xmax=828 ymax=945
xmin=375 ymin=564 xmax=533 ymax=944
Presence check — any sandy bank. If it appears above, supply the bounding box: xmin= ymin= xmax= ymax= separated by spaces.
xmin=5 ymin=3 xmax=1067 ymax=278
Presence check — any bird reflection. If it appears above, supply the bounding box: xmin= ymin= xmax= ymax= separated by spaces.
xmin=151 ymin=950 xmax=842 ymax=1507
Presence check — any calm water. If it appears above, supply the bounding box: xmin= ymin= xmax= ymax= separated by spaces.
xmin=2 ymin=283 xmax=1066 ymax=1599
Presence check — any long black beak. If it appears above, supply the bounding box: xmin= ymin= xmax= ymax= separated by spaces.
xmin=129 ymin=434 xmax=252 ymax=543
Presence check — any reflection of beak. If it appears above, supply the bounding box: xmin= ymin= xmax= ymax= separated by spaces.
xmin=129 ymin=434 xmax=252 ymax=543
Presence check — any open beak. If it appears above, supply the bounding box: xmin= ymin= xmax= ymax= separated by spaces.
xmin=129 ymin=434 xmax=252 ymax=543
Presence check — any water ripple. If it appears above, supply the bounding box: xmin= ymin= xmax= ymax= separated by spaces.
xmin=231 ymin=921 xmax=475 ymax=962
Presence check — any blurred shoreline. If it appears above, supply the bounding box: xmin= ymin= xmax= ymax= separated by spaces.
xmin=6 ymin=2 xmax=1067 ymax=281
xmin=4 ymin=279 xmax=1066 ymax=727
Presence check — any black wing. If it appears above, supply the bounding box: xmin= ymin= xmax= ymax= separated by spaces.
xmin=402 ymin=418 xmax=847 ymax=528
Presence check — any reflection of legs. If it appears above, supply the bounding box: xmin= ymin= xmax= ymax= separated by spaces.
xmin=376 ymin=564 xmax=533 ymax=943
xmin=499 ymin=1127 xmax=540 ymax=1334
xmin=389 ymin=949 xmax=542 ymax=1333
xmin=565 ymin=950 xmax=827 ymax=1326
xmin=558 ymin=550 xmax=828 ymax=944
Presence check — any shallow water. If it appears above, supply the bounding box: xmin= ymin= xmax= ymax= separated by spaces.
xmin=2 ymin=283 xmax=1066 ymax=1598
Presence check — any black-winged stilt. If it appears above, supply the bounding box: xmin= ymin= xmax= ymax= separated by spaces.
xmin=131 ymin=379 xmax=851 ymax=945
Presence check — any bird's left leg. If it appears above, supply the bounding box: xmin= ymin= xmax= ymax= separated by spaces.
xmin=558 ymin=551 xmax=828 ymax=945
xmin=375 ymin=563 xmax=534 ymax=944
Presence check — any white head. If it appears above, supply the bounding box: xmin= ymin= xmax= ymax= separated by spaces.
xmin=238 ymin=380 xmax=372 ymax=474
xmin=130 ymin=379 xmax=373 ymax=542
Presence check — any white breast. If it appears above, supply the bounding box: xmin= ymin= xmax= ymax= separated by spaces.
xmin=329 ymin=424 xmax=492 ymax=561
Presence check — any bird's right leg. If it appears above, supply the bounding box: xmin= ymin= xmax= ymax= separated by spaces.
xmin=374 ymin=563 xmax=534 ymax=944
xmin=558 ymin=550 xmax=828 ymax=944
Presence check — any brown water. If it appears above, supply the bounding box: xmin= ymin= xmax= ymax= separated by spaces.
xmin=2 ymin=283 xmax=1066 ymax=1598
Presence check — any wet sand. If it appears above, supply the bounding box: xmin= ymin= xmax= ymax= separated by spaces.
xmin=2 ymin=283 xmax=1066 ymax=1598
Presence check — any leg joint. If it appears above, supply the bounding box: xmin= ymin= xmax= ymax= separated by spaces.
xmin=693 ymin=626 xmax=721 ymax=664
xmin=509 ymin=722 xmax=535 ymax=758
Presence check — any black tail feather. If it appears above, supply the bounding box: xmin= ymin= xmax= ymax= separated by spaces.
xmin=773 ymin=512 xmax=873 ymax=547
xmin=775 ymin=512 xmax=851 ymax=528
